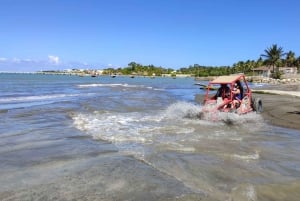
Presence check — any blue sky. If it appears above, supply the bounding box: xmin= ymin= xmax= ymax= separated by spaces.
xmin=1 ymin=0 xmax=300 ymax=72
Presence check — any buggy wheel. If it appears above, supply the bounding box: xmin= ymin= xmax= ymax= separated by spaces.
xmin=253 ymin=97 xmax=263 ymax=113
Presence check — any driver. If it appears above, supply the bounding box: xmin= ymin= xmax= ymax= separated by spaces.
xmin=212 ymin=84 xmax=230 ymax=100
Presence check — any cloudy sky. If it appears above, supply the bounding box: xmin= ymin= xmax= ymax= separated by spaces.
xmin=1 ymin=0 xmax=300 ymax=72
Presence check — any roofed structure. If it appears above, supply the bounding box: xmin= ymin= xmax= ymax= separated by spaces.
xmin=210 ymin=74 xmax=244 ymax=84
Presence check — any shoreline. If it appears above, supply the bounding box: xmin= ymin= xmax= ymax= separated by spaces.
xmin=252 ymin=83 xmax=300 ymax=130
xmin=256 ymin=93 xmax=300 ymax=130
xmin=253 ymin=90 xmax=300 ymax=97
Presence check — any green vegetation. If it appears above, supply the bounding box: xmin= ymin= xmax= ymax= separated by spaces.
xmin=39 ymin=44 xmax=299 ymax=78
xmin=261 ymin=44 xmax=286 ymax=78
xmin=102 ymin=62 xmax=174 ymax=77
xmin=102 ymin=44 xmax=299 ymax=78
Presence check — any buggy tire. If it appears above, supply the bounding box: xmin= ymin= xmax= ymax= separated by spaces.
xmin=253 ymin=97 xmax=263 ymax=113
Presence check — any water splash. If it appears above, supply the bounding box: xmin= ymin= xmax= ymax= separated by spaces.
xmin=164 ymin=101 xmax=202 ymax=119
xmin=71 ymin=101 xmax=266 ymax=161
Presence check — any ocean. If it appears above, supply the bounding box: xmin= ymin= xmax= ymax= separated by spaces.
xmin=0 ymin=73 xmax=299 ymax=201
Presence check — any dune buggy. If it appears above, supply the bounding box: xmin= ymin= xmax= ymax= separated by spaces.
xmin=200 ymin=74 xmax=263 ymax=120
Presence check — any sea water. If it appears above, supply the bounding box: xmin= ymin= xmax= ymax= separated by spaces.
xmin=0 ymin=73 xmax=299 ymax=201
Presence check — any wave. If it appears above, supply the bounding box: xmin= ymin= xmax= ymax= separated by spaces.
xmin=78 ymin=83 xmax=149 ymax=88
xmin=71 ymin=101 xmax=266 ymax=158
xmin=0 ymin=93 xmax=80 ymax=103
xmin=232 ymin=151 xmax=260 ymax=161
xmin=0 ymin=93 xmax=84 ymax=110
xmin=71 ymin=100 xmax=268 ymax=196
xmin=77 ymin=83 xmax=163 ymax=91
xmin=0 ymin=101 xmax=58 ymax=110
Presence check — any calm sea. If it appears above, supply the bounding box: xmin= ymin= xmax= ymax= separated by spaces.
xmin=0 ymin=73 xmax=299 ymax=201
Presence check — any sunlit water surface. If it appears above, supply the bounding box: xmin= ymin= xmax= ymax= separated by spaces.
xmin=0 ymin=73 xmax=299 ymax=201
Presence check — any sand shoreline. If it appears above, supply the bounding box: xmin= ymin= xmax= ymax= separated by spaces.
xmin=252 ymin=83 xmax=300 ymax=130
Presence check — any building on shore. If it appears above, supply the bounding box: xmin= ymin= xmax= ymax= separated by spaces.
xmin=253 ymin=66 xmax=298 ymax=77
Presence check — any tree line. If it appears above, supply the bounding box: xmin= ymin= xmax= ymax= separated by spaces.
xmin=103 ymin=44 xmax=300 ymax=78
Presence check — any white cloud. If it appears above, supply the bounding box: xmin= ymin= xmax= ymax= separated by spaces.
xmin=12 ymin=58 xmax=21 ymax=63
xmin=48 ymin=55 xmax=60 ymax=65
xmin=0 ymin=55 xmax=105 ymax=72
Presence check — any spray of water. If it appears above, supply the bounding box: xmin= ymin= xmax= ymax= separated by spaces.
xmin=71 ymin=100 xmax=266 ymax=162
xmin=164 ymin=101 xmax=202 ymax=119
xmin=70 ymin=100 xmax=291 ymax=201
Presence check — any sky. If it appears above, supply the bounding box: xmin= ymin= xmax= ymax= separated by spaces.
xmin=1 ymin=0 xmax=300 ymax=72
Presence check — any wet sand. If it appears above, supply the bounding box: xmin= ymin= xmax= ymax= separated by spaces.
xmin=253 ymin=83 xmax=300 ymax=130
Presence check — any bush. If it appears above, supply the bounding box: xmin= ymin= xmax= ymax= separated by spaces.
xmin=272 ymin=71 xmax=282 ymax=79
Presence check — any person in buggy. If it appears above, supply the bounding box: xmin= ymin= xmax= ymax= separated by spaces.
xmin=212 ymin=84 xmax=230 ymax=100
xmin=202 ymin=74 xmax=262 ymax=118
xmin=231 ymin=81 xmax=243 ymax=109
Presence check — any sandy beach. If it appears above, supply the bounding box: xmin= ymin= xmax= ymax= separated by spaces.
xmin=253 ymin=83 xmax=300 ymax=130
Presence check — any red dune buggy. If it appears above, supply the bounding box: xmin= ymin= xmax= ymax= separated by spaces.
xmin=200 ymin=74 xmax=262 ymax=120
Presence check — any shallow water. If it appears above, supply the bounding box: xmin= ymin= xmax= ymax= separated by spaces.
xmin=0 ymin=73 xmax=299 ymax=200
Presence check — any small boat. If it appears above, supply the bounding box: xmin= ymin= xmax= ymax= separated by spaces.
xmin=195 ymin=83 xmax=217 ymax=90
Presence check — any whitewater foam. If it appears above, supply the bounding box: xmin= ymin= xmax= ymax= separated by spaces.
xmin=77 ymin=83 xmax=156 ymax=89
xmin=0 ymin=93 xmax=90 ymax=109
xmin=164 ymin=101 xmax=202 ymax=119
xmin=232 ymin=151 xmax=260 ymax=161
xmin=78 ymin=83 xmax=129 ymax=88
xmin=72 ymin=101 xmax=266 ymax=160
xmin=0 ymin=93 xmax=80 ymax=103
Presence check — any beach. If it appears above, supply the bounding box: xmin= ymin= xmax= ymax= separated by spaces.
xmin=253 ymin=83 xmax=300 ymax=130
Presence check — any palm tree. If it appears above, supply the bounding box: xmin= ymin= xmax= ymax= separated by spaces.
xmin=285 ymin=51 xmax=296 ymax=67
xmin=295 ymin=56 xmax=300 ymax=71
xmin=261 ymin=44 xmax=286 ymax=78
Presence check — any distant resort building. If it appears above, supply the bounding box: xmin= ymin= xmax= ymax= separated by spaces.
xmin=161 ymin=73 xmax=192 ymax=78
xmin=279 ymin=66 xmax=298 ymax=75
xmin=253 ymin=66 xmax=298 ymax=77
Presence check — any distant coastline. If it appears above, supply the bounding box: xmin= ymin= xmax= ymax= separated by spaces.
xmin=0 ymin=71 xmax=193 ymax=78
xmin=1 ymin=71 xmax=300 ymax=85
